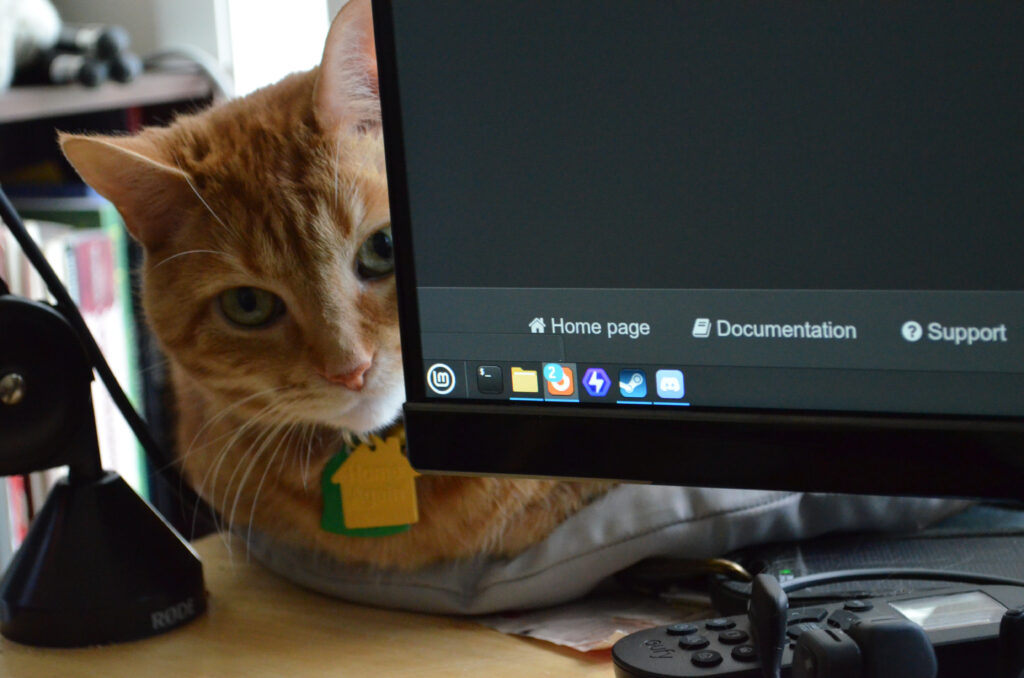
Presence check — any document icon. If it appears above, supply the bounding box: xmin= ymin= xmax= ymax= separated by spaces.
xmin=692 ymin=318 xmax=712 ymax=338
xmin=511 ymin=367 xmax=539 ymax=393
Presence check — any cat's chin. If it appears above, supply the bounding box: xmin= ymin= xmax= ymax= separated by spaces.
xmin=313 ymin=388 xmax=406 ymax=435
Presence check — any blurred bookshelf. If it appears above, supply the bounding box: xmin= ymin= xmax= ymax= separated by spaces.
xmin=0 ymin=71 xmax=215 ymax=559
xmin=0 ymin=73 xmax=212 ymax=125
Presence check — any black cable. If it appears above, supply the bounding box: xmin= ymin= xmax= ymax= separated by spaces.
xmin=781 ymin=568 xmax=1024 ymax=594
xmin=0 ymin=183 xmax=205 ymax=514
xmin=713 ymin=566 xmax=1024 ymax=613
xmin=750 ymin=574 xmax=788 ymax=678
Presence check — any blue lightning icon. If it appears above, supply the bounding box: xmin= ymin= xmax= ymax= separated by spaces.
xmin=582 ymin=367 xmax=611 ymax=397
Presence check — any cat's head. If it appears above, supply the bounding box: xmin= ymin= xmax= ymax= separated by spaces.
xmin=60 ymin=0 xmax=403 ymax=434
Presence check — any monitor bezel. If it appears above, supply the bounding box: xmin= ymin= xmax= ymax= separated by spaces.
xmin=371 ymin=0 xmax=1024 ymax=500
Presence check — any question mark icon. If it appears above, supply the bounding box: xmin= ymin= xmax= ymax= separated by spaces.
xmin=901 ymin=321 xmax=923 ymax=342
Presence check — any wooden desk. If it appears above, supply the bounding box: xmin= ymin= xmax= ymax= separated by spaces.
xmin=0 ymin=535 xmax=614 ymax=677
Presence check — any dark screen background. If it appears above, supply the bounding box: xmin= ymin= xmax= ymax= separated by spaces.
xmin=389 ymin=1 xmax=1024 ymax=290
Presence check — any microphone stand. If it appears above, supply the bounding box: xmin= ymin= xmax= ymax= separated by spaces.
xmin=0 ymin=193 xmax=206 ymax=647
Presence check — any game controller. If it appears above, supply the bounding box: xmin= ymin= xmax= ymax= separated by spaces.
xmin=612 ymin=584 xmax=1024 ymax=677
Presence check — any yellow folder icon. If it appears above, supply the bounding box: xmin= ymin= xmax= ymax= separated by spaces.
xmin=511 ymin=367 xmax=539 ymax=393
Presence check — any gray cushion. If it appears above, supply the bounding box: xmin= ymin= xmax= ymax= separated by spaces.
xmin=247 ymin=485 xmax=966 ymax=615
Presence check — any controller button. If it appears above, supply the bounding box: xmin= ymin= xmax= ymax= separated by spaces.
xmin=691 ymin=650 xmax=723 ymax=668
xmin=666 ymin=623 xmax=699 ymax=636
xmin=786 ymin=622 xmax=822 ymax=641
xmin=678 ymin=634 xmax=710 ymax=650
xmin=827 ymin=609 xmax=860 ymax=630
xmin=787 ymin=607 xmax=828 ymax=624
xmin=704 ymin=618 xmax=736 ymax=631
xmin=718 ymin=629 xmax=749 ymax=645
xmin=843 ymin=600 xmax=873 ymax=612
xmin=732 ymin=645 xmax=758 ymax=663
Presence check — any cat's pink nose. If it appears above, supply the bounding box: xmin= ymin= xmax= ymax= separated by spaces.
xmin=322 ymin=361 xmax=372 ymax=391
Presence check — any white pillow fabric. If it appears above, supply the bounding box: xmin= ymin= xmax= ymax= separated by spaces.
xmin=248 ymin=485 xmax=966 ymax=615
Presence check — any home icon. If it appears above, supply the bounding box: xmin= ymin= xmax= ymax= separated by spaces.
xmin=529 ymin=317 xmax=546 ymax=334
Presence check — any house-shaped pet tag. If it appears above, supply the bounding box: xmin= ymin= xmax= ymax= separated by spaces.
xmin=321 ymin=429 xmax=419 ymax=537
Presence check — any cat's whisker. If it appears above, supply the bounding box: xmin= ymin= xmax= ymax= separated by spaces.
xmin=277 ymin=423 xmax=299 ymax=480
xmin=300 ymin=423 xmax=316 ymax=490
xmin=350 ymin=141 xmax=378 ymax=181
xmin=181 ymin=386 xmax=287 ymax=472
xmin=221 ymin=405 xmax=286 ymax=533
xmin=199 ymin=440 xmax=236 ymax=540
xmin=225 ymin=417 xmax=291 ymax=562
xmin=202 ymin=398 xmax=285 ymax=551
xmin=173 ymin=157 xmax=231 ymax=230
xmin=333 ymin=134 xmax=344 ymax=208
xmin=182 ymin=389 xmax=286 ymax=540
xmin=224 ymin=412 xmax=288 ymax=515
xmin=136 ymin=356 xmax=170 ymax=376
xmin=244 ymin=421 xmax=300 ymax=562
xmin=341 ymin=428 xmax=364 ymax=450
xmin=153 ymin=249 xmax=234 ymax=269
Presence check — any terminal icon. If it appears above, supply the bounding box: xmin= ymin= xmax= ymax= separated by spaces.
xmin=692 ymin=318 xmax=712 ymax=338
xmin=529 ymin=317 xmax=546 ymax=333
xmin=476 ymin=365 xmax=503 ymax=394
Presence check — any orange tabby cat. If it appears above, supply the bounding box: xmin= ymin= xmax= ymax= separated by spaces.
xmin=60 ymin=0 xmax=609 ymax=569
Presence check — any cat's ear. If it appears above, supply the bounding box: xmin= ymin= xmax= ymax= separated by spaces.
xmin=315 ymin=0 xmax=381 ymax=135
xmin=59 ymin=132 xmax=192 ymax=249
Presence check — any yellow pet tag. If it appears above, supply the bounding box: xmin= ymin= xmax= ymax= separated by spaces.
xmin=321 ymin=427 xmax=419 ymax=537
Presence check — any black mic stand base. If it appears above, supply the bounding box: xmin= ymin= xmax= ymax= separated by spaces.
xmin=0 ymin=470 xmax=207 ymax=647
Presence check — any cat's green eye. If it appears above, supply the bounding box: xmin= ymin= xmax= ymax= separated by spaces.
xmin=218 ymin=287 xmax=285 ymax=328
xmin=356 ymin=224 xmax=395 ymax=280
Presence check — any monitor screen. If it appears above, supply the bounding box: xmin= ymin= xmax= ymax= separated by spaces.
xmin=373 ymin=0 xmax=1024 ymax=497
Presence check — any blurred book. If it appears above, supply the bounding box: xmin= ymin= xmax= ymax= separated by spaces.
xmin=4 ymin=189 xmax=147 ymax=511
xmin=0 ymin=219 xmax=70 ymax=544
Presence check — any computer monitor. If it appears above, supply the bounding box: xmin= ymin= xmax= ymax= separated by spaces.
xmin=372 ymin=0 xmax=1024 ymax=498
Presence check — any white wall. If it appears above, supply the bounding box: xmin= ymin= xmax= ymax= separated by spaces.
xmin=226 ymin=0 xmax=329 ymax=96
xmin=327 ymin=0 xmax=347 ymax=21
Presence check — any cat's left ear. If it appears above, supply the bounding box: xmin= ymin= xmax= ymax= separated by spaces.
xmin=315 ymin=0 xmax=381 ymax=135
xmin=59 ymin=132 xmax=193 ymax=250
